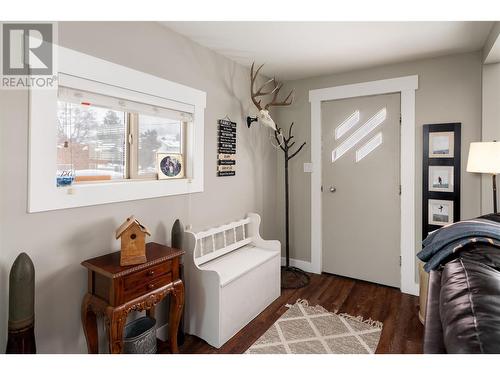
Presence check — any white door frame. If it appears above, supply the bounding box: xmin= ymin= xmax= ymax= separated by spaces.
xmin=309 ymin=75 xmax=419 ymax=296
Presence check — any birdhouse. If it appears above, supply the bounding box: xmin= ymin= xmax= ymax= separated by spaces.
xmin=116 ymin=216 xmax=151 ymax=266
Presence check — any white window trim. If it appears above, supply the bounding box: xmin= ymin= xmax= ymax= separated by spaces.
xmin=28 ymin=45 xmax=206 ymax=212
xmin=308 ymin=75 xmax=419 ymax=296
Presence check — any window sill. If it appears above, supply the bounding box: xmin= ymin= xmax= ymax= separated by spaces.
xmin=32 ymin=177 xmax=202 ymax=212
xmin=66 ymin=176 xmax=179 ymax=186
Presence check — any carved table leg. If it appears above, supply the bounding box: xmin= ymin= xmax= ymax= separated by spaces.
xmin=168 ymin=280 xmax=184 ymax=354
xmin=81 ymin=293 xmax=99 ymax=354
xmin=146 ymin=306 xmax=156 ymax=319
xmin=105 ymin=307 xmax=126 ymax=354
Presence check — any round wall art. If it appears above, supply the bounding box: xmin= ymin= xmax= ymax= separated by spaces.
xmin=157 ymin=153 xmax=184 ymax=179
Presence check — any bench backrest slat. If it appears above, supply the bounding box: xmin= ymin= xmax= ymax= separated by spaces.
xmin=196 ymin=238 xmax=252 ymax=266
xmin=192 ymin=217 xmax=253 ymax=266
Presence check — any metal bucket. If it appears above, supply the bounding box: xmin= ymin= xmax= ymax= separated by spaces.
xmin=122 ymin=316 xmax=157 ymax=354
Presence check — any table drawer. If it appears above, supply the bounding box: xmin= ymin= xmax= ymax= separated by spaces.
xmin=122 ymin=273 xmax=172 ymax=303
xmin=123 ymin=261 xmax=172 ymax=290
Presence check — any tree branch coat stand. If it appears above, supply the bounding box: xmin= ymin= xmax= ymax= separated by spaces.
xmin=275 ymin=123 xmax=310 ymax=289
xmin=246 ymin=62 xmax=308 ymax=288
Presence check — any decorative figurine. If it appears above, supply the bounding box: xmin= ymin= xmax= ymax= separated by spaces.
xmin=171 ymin=219 xmax=183 ymax=250
xmin=171 ymin=218 xmax=185 ymax=346
xmin=6 ymin=252 xmax=36 ymax=354
xmin=116 ymin=216 xmax=151 ymax=266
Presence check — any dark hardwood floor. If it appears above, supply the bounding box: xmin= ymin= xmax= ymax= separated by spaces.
xmin=162 ymin=272 xmax=424 ymax=354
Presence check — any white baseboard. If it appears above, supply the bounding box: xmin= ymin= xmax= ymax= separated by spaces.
xmin=156 ymin=323 xmax=168 ymax=341
xmin=402 ymin=282 xmax=420 ymax=297
xmin=281 ymin=257 xmax=420 ymax=297
xmin=281 ymin=257 xmax=316 ymax=273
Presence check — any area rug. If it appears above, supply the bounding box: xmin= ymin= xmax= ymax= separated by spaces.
xmin=247 ymin=299 xmax=383 ymax=354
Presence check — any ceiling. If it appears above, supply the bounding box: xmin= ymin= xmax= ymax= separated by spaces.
xmin=163 ymin=22 xmax=494 ymax=81
xmin=486 ymin=39 xmax=500 ymax=63
xmin=484 ymin=23 xmax=500 ymax=64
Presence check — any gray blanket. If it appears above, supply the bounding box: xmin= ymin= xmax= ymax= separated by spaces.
xmin=417 ymin=218 xmax=500 ymax=272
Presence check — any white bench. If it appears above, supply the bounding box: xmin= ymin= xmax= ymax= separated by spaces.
xmin=184 ymin=213 xmax=281 ymax=348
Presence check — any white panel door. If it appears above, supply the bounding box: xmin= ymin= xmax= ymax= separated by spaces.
xmin=321 ymin=93 xmax=401 ymax=287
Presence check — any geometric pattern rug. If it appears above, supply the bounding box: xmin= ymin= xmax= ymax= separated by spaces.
xmin=247 ymin=299 xmax=383 ymax=354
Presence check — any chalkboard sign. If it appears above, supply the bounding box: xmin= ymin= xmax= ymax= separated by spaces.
xmin=217 ymin=119 xmax=236 ymax=176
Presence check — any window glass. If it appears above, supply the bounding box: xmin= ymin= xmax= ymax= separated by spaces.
xmin=57 ymin=101 xmax=127 ymax=182
xmin=137 ymin=114 xmax=182 ymax=176
xmin=56 ymin=86 xmax=189 ymax=185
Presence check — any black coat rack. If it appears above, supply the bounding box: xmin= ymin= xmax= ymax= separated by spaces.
xmin=274 ymin=123 xmax=310 ymax=289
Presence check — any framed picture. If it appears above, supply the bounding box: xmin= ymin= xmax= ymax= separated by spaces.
xmin=422 ymin=123 xmax=461 ymax=238
xmin=428 ymin=199 xmax=454 ymax=226
xmin=157 ymin=153 xmax=184 ymax=179
xmin=428 ymin=166 xmax=454 ymax=192
xmin=429 ymin=131 xmax=454 ymax=158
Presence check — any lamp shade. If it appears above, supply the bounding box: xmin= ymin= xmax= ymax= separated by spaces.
xmin=466 ymin=142 xmax=500 ymax=174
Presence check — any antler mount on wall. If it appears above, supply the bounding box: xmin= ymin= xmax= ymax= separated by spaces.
xmin=247 ymin=62 xmax=294 ymax=130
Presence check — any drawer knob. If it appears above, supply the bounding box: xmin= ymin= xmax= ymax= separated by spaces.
xmin=147 ymin=270 xmax=155 ymax=277
xmin=148 ymin=283 xmax=155 ymax=290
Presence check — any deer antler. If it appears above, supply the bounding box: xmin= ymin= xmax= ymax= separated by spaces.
xmin=250 ymin=62 xmax=275 ymax=111
xmin=250 ymin=62 xmax=294 ymax=111
xmin=265 ymin=80 xmax=294 ymax=110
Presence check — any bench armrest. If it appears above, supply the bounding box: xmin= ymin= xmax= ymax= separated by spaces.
xmin=246 ymin=213 xmax=281 ymax=253
xmin=253 ymin=238 xmax=281 ymax=253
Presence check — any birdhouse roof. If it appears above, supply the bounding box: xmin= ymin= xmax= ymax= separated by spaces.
xmin=115 ymin=216 xmax=151 ymax=239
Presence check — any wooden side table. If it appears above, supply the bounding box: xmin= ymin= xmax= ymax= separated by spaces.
xmin=81 ymin=242 xmax=185 ymax=354
xmin=418 ymin=260 xmax=429 ymax=324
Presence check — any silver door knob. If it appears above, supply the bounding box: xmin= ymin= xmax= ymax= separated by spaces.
xmin=329 ymin=186 xmax=336 ymax=193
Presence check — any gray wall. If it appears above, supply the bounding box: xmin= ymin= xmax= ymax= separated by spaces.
xmin=481 ymin=62 xmax=500 ymax=213
xmin=0 ymin=22 xmax=278 ymax=353
xmin=273 ymin=52 xmax=483 ymax=265
xmin=483 ymin=22 xmax=500 ymax=62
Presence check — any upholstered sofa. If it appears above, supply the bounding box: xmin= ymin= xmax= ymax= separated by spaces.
xmin=423 ymin=215 xmax=500 ymax=353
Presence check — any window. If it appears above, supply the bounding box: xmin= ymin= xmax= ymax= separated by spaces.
xmin=56 ymin=86 xmax=189 ymax=185
xmin=133 ymin=114 xmax=184 ymax=178
xmin=29 ymin=46 xmax=206 ymax=212
xmin=57 ymin=100 xmax=127 ymax=182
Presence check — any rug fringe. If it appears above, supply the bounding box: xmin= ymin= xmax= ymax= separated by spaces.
xmin=338 ymin=312 xmax=383 ymax=329
xmin=286 ymin=299 xmax=383 ymax=329
xmin=286 ymin=298 xmax=329 ymax=314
